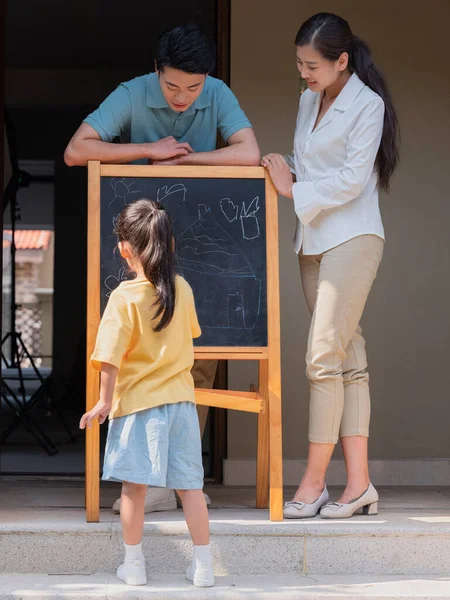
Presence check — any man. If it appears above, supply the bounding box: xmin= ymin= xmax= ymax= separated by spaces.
xmin=65 ymin=23 xmax=260 ymax=512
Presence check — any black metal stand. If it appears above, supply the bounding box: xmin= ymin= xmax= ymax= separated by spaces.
xmin=1 ymin=332 xmax=76 ymax=454
xmin=1 ymin=355 xmax=58 ymax=456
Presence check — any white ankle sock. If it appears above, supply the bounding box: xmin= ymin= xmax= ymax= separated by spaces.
xmin=124 ymin=542 xmax=144 ymax=562
xmin=193 ymin=544 xmax=212 ymax=563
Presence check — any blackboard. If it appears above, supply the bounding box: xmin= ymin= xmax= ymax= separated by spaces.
xmin=100 ymin=176 xmax=267 ymax=347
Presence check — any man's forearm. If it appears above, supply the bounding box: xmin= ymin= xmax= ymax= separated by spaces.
xmin=177 ymin=143 xmax=260 ymax=167
xmin=64 ymin=138 xmax=149 ymax=167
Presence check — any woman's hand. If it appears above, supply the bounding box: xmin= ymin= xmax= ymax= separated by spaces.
xmin=79 ymin=399 xmax=111 ymax=429
xmin=261 ymin=154 xmax=294 ymax=198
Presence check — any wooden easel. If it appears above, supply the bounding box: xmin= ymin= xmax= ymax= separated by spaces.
xmin=86 ymin=162 xmax=283 ymax=521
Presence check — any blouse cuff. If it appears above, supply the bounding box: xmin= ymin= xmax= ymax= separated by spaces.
xmin=292 ymin=182 xmax=322 ymax=225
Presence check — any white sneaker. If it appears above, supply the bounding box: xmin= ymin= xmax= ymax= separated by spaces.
xmin=117 ymin=559 xmax=147 ymax=586
xmin=112 ymin=488 xmax=177 ymax=514
xmin=176 ymin=492 xmax=211 ymax=508
xmin=186 ymin=559 xmax=215 ymax=587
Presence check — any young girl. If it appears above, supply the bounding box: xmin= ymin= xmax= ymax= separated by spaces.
xmin=79 ymin=199 xmax=214 ymax=587
xmin=262 ymin=13 xmax=399 ymax=519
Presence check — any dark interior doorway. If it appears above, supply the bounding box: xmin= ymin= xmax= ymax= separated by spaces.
xmin=1 ymin=0 xmax=229 ymax=479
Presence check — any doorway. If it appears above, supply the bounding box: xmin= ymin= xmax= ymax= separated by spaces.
xmin=1 ymin=0 xmax=229 ymax=480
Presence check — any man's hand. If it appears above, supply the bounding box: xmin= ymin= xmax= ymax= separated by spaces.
xmin=261 ymin=153 xmax=294 ymax=198
xmin=79 ymin=400 xmax=111 ymax=429
xmin=147 ymin=137 xmax=194 ymax=161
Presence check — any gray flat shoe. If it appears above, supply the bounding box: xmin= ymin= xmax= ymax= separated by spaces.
xmin=320 ymin=483 xmax=379 ymax=519
xmin=283 ymin=486 xmax=329 ymax=519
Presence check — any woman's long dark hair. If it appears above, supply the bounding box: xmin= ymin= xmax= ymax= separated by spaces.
xmin=295 ymin=13 xmax=399 ymax=192
xmin=114 ymin=199 xmax=176 ymax=332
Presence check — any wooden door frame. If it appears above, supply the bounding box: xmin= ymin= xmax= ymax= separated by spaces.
xmin=209 ymin=0 xmax=231 ymax=484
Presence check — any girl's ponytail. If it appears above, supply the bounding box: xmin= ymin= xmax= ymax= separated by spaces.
xmin=140 ymin=206 xmax=176 ymax=331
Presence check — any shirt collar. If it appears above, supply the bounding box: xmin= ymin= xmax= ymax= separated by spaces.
xmin=146 ymin=72 xmax=211 ymax=114
xmin=332 ymin=73 xmax=365 ymax=111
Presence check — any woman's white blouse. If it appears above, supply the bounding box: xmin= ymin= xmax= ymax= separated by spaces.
xmin=292 ymin=73 xmax=385 ymax=255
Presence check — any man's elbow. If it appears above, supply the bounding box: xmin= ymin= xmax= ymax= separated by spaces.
xmin=64 ymin=142 xmax=86 ymax=167
xmin=247 ymin=149 xmax=261 ymax=166
xmin=242 ymin=145 xmax=261 ymax=166
xmin=64 ymin=145 xmax=78 ymax=167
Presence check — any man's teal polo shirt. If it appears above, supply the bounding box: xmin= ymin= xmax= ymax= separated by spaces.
xmin=84 ymin=73 xmax=252 ymax=162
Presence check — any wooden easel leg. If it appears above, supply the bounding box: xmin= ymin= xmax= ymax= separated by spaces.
xmin=256 ymin=360 xmax=269 ymax=509
xmin=86 ymin=421 xmax=100 ymax=522
xmin=268 ymin=387 xmax=283 ymax=521
xmin=86 ymin=160 xmax=101 ymax=523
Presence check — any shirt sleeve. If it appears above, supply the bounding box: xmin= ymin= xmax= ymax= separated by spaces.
xmin=293 ymin=96 xmax=385 ymax=225
xmin=83 ymin=84 xmax=132 ymax=142
xmin=284 ymin=153 xmax=296 ymax=175
xmin=90 ymin=290 xmax=133 ymax=371
xmin=217 ymin=82 xmax=253 ymax=142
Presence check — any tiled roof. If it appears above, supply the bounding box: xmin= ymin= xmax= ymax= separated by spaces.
xmin=3 ymin=230 xmax=52 ymax=250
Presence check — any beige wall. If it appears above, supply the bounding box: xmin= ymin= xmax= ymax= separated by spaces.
xmin=228 ymin=0 xmax=450 ymax=461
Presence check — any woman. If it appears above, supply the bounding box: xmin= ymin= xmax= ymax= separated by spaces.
xmin=262 ymin=13 xmax=399 ymax=519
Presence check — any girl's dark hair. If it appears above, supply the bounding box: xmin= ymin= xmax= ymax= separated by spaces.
xmin=295 ymin=13 xmax=399 ymax=192
xmin=156 ymin=23 xmax=216 ymax=74
xmin=114 ymin=199 xmax=176 ymax=332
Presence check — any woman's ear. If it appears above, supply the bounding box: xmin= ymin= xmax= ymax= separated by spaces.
xmin=338 ymin=52 xmax=349 ymax=72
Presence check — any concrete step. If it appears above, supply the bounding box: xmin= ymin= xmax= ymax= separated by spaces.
xmin=2 ymin=507 xmax=450 ymax=577
xmin=1 ymin=573 xmax=450 ymax=599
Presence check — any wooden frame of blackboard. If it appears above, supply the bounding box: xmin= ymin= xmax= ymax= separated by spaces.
xmin=86 ymin=162 xmax=283 ymax=521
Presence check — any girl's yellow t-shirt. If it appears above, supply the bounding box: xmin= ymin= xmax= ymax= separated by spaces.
xmin=91 ymin=275 xmax=201 ymax=419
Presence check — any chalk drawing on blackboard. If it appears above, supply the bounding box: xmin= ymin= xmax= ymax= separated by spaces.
xmin=227 ymin=292 xmax=245 ymax=328
xmin=220 ymin=198 xmax=239 ymax=223
xmin=104 ymin=266 xmax=128 ymax=297
xmin=176 ymin=204 xmax=261 ymax=329
xmin=240 ymin=197 xmax=260 ymax=240
xmin=109 ymin=178 xmax=142 ymax=208
xmin=157 ymin=183 xmax=187 ymax=208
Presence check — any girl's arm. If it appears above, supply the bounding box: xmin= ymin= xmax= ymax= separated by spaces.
xmin=79 ymin=363 xmax=118 ymax=429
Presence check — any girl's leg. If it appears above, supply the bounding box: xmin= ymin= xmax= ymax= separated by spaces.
xmin=120 ymin=481 xmax=147 ymax=545
xmin=177 ymin=489 xmax=209 ymax=545
xmin=117 ymin=481 xmax=148 ymax=586
xmin=178 ymin=489 xmax=214 ymax=587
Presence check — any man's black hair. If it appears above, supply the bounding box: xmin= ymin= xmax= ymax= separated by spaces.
xmin=156 ymin=23 xmax=216 ymax=74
